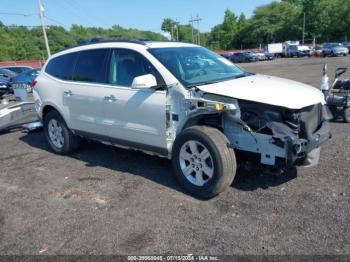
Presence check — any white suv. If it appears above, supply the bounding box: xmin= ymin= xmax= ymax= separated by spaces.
xmin=34 ymin=40 xmax=331 ymax=198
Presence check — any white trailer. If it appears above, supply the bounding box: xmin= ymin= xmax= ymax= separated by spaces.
xmin=267 ymin=43 xmax=283 ymax=56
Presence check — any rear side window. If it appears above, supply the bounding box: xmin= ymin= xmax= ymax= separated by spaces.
xmin=45 ymin=53 xmax=78 ymax=80
xmin=72 ymin=49 xmax=109 ymax=83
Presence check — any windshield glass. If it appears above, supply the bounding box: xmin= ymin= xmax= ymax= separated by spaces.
xmin=149 ymin=47 xmax=246 ymax=88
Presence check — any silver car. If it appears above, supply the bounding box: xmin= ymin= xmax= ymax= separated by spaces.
xmin=322 ymin=43 xmax=349 ymax=57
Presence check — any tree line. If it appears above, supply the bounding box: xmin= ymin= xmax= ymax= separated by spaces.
xmin=0 ymin=0 xmax=349 ymax=61
xmin=0 ymin=22 xmax=166 ymax=61
xmin=162 ymin=0 xmax=350 ymax=50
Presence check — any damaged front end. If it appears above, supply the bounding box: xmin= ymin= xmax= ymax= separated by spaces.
xmin=180 ymin=88 xmax=331 ymax=169
xmin=222 ymin=100 xmax=332 ymax=168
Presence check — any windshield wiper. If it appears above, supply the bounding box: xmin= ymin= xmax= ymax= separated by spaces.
xmin=234 ymin=72 xmax=253 ymax=79
xmin=186 ymin=81 xmax=222 ymax=88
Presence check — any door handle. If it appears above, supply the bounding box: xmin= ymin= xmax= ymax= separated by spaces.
xmin=64 ymin=90 xmax=73 ymax=97
xmin=104 ymin=95 xmax=117 ymax=102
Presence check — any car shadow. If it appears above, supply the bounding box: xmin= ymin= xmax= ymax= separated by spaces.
xmin=19 ymin=131 xmax=298 ymax=195
xmin=232 ymin=165 xmax=297 ymax=191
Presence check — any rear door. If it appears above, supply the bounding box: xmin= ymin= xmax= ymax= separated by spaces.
xmin=64 ymin=48 xmax=111 ymax=135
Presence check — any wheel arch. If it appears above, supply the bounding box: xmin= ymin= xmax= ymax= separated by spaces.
xmin=178 ymin=113 xmax=224 ymax=134
xmin=42 ymin=103 xmax=69 ymax=127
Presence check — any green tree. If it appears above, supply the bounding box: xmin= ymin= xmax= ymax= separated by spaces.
xmin=161 ymin=18 xmax=175 ymax=39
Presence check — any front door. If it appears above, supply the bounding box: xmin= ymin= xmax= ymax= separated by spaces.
xmin=102 ymin=48 xmax=167 ymax=152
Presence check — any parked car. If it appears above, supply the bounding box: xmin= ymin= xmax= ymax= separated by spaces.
xmin=286 ymin=45 xmax=311 ymax=57
xmin=322 ymin=43 xmax=348 ymax=57
xmin=264 ymin=52 xmax=275 ymax=60
xmin=313 ymin=46 xmax=323 ymax=57
xmin=297 ymin=45 xmax=312 ymax=57
xmin=0 ymin=66 xmax=33 ymax=74
xmin=0 ymin=68 xmax=16 ymax=96
xmin=342 ymin=42 xmax=350 ymax=52
xmin=230 ymin=52 xmax=259 ymax=63
xmin=254 ymin=51 xmax=266 ymax=61
xmin=221 ymin=52 xmax=233 ymax=59
xmin=0 ymin=68 xmax=17 ymax=82
xmin=10 ymin=68 xmax=40 ymax=88
xmin=34 ymin=40 xmax=331 ymax=198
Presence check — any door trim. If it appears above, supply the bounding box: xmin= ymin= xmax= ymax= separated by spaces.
xmin=73 ymin=130 xmax=169 ymax=157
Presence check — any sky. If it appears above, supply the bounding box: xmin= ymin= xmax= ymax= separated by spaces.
xmin=0 ymin=0 xmax=272 ymax=33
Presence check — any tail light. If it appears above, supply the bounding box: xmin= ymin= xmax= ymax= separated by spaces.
xmin=31 ymin=80 xmax=37 ymax=89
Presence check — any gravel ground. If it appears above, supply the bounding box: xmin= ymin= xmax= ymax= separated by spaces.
xmin=0 ymin=57 xmax=349 ymax=255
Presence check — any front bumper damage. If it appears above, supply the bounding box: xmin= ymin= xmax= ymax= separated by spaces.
xmin=223 ymin=106 xmax=331 ymax=168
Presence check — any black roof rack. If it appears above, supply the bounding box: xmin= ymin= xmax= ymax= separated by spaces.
xmin=77 ymin=37 xmax=148 ymax=46
xmin=61 ymin=38 xmax=196 ymax=53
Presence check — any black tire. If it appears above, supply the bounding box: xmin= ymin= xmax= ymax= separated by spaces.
xmin=172 ymin=126 xmax=236 ymax=199
xmin=44 ymin=110 xmax=80 ymax=155
xmin=343 ymin=107 xmax=350 ymax=123
xmin=329 ymin=106 xmax=338 ymax=119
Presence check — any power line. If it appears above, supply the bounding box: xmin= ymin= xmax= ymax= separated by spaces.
xmin=44 ymin=15 xmax=68 ymax=28
xmin=0 ymin=12 xmax=38 ymax=16
xmin=50 ymin=0 xmax=87 ymax=27
xmin=63 ymin=0 xmax=110 ymax=28
xmin=5 ymin=25 xmax=41 ymax=28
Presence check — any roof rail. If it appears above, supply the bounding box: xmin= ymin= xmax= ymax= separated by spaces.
xmin=77 ymin=38 xmax=147 ymax=46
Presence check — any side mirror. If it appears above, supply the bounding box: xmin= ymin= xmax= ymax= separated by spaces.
xmin=335 ymin=67 xmax=347 ymax=79
xmin=131 ymin=74 xmax=157 ymax=89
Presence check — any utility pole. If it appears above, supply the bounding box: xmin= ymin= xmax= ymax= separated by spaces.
xmin=302 ymin=12 xmax=306 ymax=45
xmin=170 ymin=24 xmax=174 ymax=41
xmin=189 ymin=16 xmax=194 ymax=43
xmin=174 ymin=19 xmax=180 ymax=41
xmin=189 ymin=15 xmax=202 ymax=45
xmin=38 ymin=0 xmax=51 ymax=58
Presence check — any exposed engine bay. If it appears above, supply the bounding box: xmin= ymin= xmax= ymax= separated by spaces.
xmin=182 ymin=90 xmax=331 ymax=168
xmin=226 ymin=100 xmax=331 ymax=167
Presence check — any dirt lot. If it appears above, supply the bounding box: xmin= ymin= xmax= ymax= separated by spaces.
xmin=0 ymin=57 xmax=349 ymax=255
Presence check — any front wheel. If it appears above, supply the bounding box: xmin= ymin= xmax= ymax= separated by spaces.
xmin=343 ymin=107 xmax=350 ymax=123
xmin=44 ymin=110 xmax=80 ymax=155
xmin=172 ymin=126 xmax=236 ymax=199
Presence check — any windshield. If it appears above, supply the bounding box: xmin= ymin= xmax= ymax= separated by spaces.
xmin=148 ymin=47 xmax=247 ymax=88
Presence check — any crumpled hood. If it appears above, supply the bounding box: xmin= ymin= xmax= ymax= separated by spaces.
xmin=198 ymin=74 xmax=325 ymax=109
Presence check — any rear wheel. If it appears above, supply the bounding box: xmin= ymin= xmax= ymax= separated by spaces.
xmin=44 ymin=110 xmax=80 ymax=155
xmin=172 ymin=126 xmax=236 ymax=199
xmin=343 ymin=107 xmax=350 ymax=123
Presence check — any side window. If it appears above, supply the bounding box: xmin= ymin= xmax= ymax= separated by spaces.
xmin=45 ymin=53 xmax=78 ymax=80
xmin=73 ymin=49 xmax=109 ymax=83
xmin=108 ymin=49 xmax=165 ymax=87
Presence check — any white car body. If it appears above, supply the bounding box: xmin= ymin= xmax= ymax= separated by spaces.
xmin=34 ymin=41 xmax=330 ymax=169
